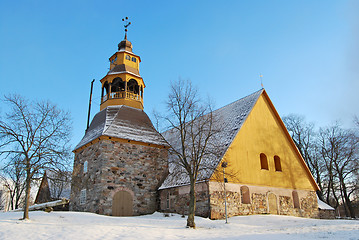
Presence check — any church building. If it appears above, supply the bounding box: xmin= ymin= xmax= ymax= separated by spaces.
xmin=158 ymin=89 xmax=323 ymax=219
xmin=70 ymin=29 xmax=330 ymax=218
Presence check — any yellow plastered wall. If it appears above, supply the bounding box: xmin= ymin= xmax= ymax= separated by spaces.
xmin=213 ymin=93 xmax=317 ymax=191
xmin=110 ymin=52 xmax=140 ymax=70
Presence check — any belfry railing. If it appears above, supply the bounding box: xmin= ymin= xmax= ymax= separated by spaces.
xmin=101 ymin=91 xmax=142 ymax=104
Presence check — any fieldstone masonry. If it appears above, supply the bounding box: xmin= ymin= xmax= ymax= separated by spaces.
xmin=70 ymin=139 xmax=168 ymax=216
xmin=159 ymin=182 xmax=321 ymax=219
xmin=159 ymin=183 xmax=210 ymax=217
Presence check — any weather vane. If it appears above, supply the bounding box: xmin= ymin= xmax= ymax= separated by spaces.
xmin=122 ymin=17 xmax=131 ymax=39
xmin=260 ymin=73 xmax=264 ymax=88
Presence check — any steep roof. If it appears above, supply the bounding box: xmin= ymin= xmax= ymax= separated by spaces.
xmin=74 ymin=105 xmax=169 ymax=150
xmin=159 ymin=89 xmax=263 ymax=189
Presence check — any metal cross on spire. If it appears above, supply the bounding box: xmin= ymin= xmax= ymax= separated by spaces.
xmin=122 ymin=17 xmax=131 ymax=39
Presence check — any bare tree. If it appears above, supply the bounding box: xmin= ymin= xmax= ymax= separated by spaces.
xmin=0 ymin=155 xmax=27 ymax=210
xmin=283 ymin=114 xmax=325 ymax=197
xmin=319 ymin=123 xmax=359 ymax=218
xmin=161 ymin=79 xmax=222 ymax=228
xmin=0 ymin=94 xmax=72 ymax=219
xmin=48 ymin=169 xmax=71 ymax=199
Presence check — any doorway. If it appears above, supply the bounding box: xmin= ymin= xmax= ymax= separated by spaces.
xmin=268 ymin=193 xmax=278 ymax=214
xmin=112 ymin=190 xmax=133 ymax=216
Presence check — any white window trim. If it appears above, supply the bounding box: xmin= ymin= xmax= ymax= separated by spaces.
xmin=80 ymin=189 xmax=87 ymax=205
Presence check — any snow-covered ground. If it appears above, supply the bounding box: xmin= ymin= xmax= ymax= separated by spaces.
xmin=0 ymin=211 xmax=358 ymax=240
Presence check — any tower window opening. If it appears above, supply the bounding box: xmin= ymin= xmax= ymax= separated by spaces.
xmin=84 ymin=161 xmax=88 ymax=173
xmin=111 ymin=77 xmax=125 ymax=92
xmin=131 ymin=57 xmax=136 ymax=62
xmin=260 ymin=153 xmax=269 ymax=170
xmin=126 ymin=55 xmax=131 ymax=60
xmin=127 ymin=79 xmax=139 ymax=94
xmin=274 ymin=155 xmax=282 ymax=171
xmin=102 ymin=82 xmax=109 ymax=97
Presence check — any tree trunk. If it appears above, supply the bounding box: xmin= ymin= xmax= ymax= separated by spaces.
xmin=22 ymin=166 xmax=31 ymax=220
xmin=186 ymin=179 xmax=196 ymax=228
xmin=341 ymin=179 xmax=356 ymax=218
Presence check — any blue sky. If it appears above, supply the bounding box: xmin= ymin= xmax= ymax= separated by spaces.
xmin=1 ymin=0 xmax=358 ymax=148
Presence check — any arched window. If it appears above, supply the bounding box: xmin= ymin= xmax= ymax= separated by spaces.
xmin=84 ymin=161 xmax=88 ymax=173
xmin=292 ymin=191 xmax=300 ymax=208
xmin=127 ymin=79 xmax=139 ymax=94
xmin=260 ymin=153 xmax=269 ymax=170
xmin=274 ymin=155 xmax=282 ymax=171
xmin=102 ymin=81 xmax=109 ymax=97
xmin=240 ymin=186 xmax=250 ymax=204
xmin=131 ymin=57 xmax=137 ymax=62
xmin=111 ymin=77 xmax=125 ymax=92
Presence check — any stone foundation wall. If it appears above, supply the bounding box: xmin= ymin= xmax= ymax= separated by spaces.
xmin=208 ymin=182 xmax=319 ymax=219
xmin=70 ymin=139 xmax=168 ymax=216
xmin=158 ymin=182 xmax=321 ymax=219
xmin=158 ymin=182 xmax=210 ymax=218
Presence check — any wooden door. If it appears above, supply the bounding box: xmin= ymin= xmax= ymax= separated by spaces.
xmin=112 ymin=191 xmax=133 ymax=216
xmin=268 ymin=193 xmax=278 ymax=215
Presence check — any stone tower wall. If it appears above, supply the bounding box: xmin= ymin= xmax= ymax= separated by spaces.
xmin=70 ymin=139 xmax=168 ymax=216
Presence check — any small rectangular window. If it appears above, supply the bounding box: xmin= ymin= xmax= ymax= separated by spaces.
xmin=131 ymin=57 xmax=136 ymax=62
xmin=84 ymin=161 xmax=88 ymax=173
xmin=80 ymin=189 xmax=87 ymax=205
xmin=166 ymin=192 xmax=170 ymax=209
xmin=126 ymin=55 xmax=131 ymax=60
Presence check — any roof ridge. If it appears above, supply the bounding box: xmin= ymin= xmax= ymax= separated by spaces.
xmin=212 ymin=88 xmax=264 ymax=113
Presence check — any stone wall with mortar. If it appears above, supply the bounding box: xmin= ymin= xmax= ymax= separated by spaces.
xmin=158 ymin=182 xmax=210 ymax=218
xmin=70 ymin=139 xmax=168 ymax=216
xmin=208 ymin=182 xmax=320 ymax=219
xmin=158 ymin=181 xmax=321 ymax=219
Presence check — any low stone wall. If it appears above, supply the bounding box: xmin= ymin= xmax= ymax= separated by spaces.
xmin=158 ymin=182 xmax=210 ymax=218
xmin=70 ymin=139 xmax=168 ymax=216
xmin=318 ymin=209 xmax=335 ymax=219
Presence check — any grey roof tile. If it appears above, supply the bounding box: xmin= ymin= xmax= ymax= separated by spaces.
xmin=74 ymin=105 xmax=169 ymax=150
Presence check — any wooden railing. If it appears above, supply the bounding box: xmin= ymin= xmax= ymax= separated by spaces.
xmin=101 ymin=91 xmax=142 ymax=104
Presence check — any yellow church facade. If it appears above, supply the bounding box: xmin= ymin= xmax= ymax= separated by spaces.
xmin=159 ymin=89 xmax=321 ymax=219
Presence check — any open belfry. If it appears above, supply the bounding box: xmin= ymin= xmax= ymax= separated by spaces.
xmin=70 ymin=21 xmax=169 ymax=216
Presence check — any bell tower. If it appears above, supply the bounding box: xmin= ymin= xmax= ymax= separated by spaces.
xmin=70 ymin=19 xmax=169 ymax=217
xmin=100 ymin=19 xmax=144 ymax=111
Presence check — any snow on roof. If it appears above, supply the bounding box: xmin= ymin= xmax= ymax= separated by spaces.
xmin=317 ymin=197 xmax=335 ymax=210
xmin=74 ymin=105 xmax=169 ymax=150
xmin=159 ymin=89 xmax=263 ymax=189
